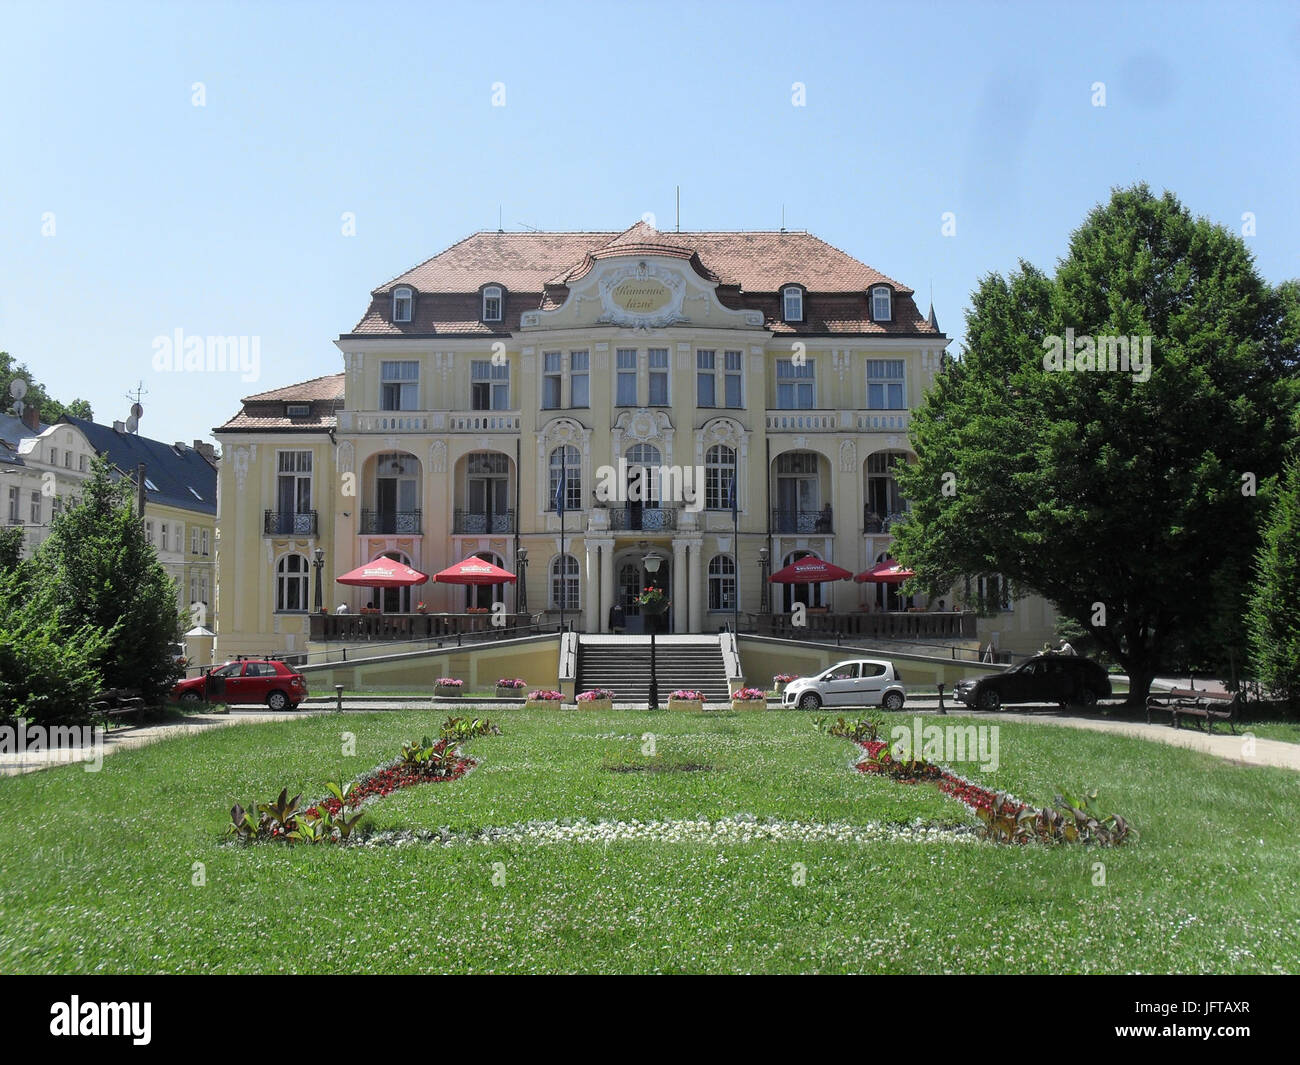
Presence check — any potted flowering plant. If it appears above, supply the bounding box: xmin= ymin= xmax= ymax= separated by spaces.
xmin=576 ymin=688 xmax=615 ymax=711
xmin=731 ymin=686 xmax=768 ymax=712
xmin=435 ymin=677 xmax=464 ymax=697
xmin=636 ymin=585 xmax=670 ymax=616
xmin=495 ymin=677 xmax=526 ymax=699
xmin=773 ymin=673 xmax=797 ymax=695
xmin=415 ymin=601 xmax=429 ymax=614
xmin=527 ymin=689 xmax=564 ymax=708
xmin=667 ymin=689 xmax=705 ymax=712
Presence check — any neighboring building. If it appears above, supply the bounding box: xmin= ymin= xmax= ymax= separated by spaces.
xmin=0 ymin=406 xmax=98 ymax=558
xmin=58 ymin=416 xmax=218 ymax=621
xmin=214 ymin=221 xmax=1058 ymax=658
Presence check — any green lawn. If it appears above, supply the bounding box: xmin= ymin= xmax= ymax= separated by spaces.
xmin=1 ymin=709 xmax=1296 ymax=973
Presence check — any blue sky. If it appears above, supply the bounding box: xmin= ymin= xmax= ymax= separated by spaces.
xmin=1 ymin=0 xmax=1297 ymax=448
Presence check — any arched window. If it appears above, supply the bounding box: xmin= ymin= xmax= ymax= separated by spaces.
xmin=705 ymin=444 xmax=737 ymax=511
xmin=393 ymin=286 xmax=413 ymax=323
xmin=626 ymin=443 xmax=661 ymax=508
xmin=276 ymin=553 xmax=309 ymax=612
xmin=550 ymin=554 xmax=579 ymax=610
xmin=708 ymin=554 xmax=736 ymax=611
xmin=549 ymin=445 xmax=581 ymax=512
xmin=482 ymin=285 xmax=503 ymax=323
xmin=865 ymin=451 xmax=908 ymax=525
xmin=782 ymin=285 xmax=804 ymax=323
xmin=871 ymin=285 xmax=892 ymax=322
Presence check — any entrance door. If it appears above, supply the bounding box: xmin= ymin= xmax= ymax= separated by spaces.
xmin=782 ymin=551 xmax=824 ymax=612
xmin=617 ymin=558 xmax=672 ymax=633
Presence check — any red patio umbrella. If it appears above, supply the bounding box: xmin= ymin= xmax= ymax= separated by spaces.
xmin=432 ymin=556 xmax=518 ymax=585
xmin=336 ymin=558 xmax=431 ymax=587
xmin=854 ymin=559 xmax=915 ymax=584
xmin=768 ymin=557 xmax=853 ymax=583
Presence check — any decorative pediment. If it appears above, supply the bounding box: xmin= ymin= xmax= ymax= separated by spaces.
xmin=614 ymin=408 xmax=673 ymax=446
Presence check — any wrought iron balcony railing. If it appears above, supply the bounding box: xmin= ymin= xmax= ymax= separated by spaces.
xmin=360 ymin=509 xmax=422 ymax=535
xmin=453 ymin=509 xmax=515 ymax=534
xmin=608 ymin=505 xmax=679 ymax=532
xmin=863 ymin=508 xmax=910 ymax=534
xmin=263 ymin=510 xmax=318 ymax=536
xmin=771 ymin=507 xmax=833 ymax=534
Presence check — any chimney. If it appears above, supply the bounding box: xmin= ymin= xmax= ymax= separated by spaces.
xmin=20 ymin=404 xmax=40 ymax=433
xmin=113 ymin=420 xmax=126 ymax=433
xmin=193 ymin=439 xmax=217 ymax=464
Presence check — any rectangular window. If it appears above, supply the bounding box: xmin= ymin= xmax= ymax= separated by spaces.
xmin=776 ymin=359 xmax=815 ymax=409
xmin=277 ymin=451 xmax=313 ymax=524
xmin=7 ymin=486 xmax=18 ymax=523
xmin=648 ymin=348 xmax=669 ymax=406
xmin=616 ymin=349 xmax=637 ymax=406
xmin=696 ymin=350 xmax=716 ymax=407
xmin=146 ymin=521 xmax=154 ymax=545
xmin=570 ymin=350 xmax=589 ymax=408
xmin=867 ymin=359 xmax=906 ymax=409
xmin=201 ymin=529 xmax=209 ymax=555
xmin=79 ymin=454 xmax=88 ymax=472
xmin=286 ymin=403 xmax=310 ymax=417
xmin=29 ymin=491 xmax=40 ymax=524
xmin=724 ymin=350 xmax=743 ymax=408
xmin=161 ymin=523 xmax=169 ymax=550
xmin=380 ymin=360 xmax=419 ymax=410
xmin=191 ymin=528 xmax=199 ymax=554
xmin=472 ymin=360 xmax=509 ymax=410
xmin=542 ymin=352 xmax=562 ymax=409
xmin=50 ymin=448 xmax=57 ymax=465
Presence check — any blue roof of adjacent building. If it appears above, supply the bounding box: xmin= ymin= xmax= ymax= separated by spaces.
xmin=59 ymin=416 xmax=217 ymax=516
xmin=0 ymin=411 xmax=44 ymax=466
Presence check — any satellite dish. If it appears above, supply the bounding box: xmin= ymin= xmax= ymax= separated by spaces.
xmin=9 ymin=378 xmax=27 ymax=400
xmin=125 ymin=416 xmax=138 ymax=433
xmin=131 ymin=402 xmax=143 ymax=420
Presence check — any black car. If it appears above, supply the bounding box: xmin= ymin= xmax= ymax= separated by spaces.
xmin=954 ymin=654 xmax=1112 ymax=711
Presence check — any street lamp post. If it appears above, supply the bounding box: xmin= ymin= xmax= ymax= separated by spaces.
xmin=758 ymin=547 xmax=770 ymax=614
xmin=643 ymin=553 xmax=663 ymax=710
xmin=516 ymin=547 xmax=528 ymax=616
xmin=312 ymin=547 xmax=325 ymax=614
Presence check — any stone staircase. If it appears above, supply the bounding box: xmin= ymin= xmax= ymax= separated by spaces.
xmin=577 ymin=635 xmax=731 ymax=704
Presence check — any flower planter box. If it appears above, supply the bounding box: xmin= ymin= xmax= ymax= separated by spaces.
xmin=731 ymin=698 xmax=768 ymax=712
xmin=495 ymin=686 xmax=525 ymax=699
xmin=667 ymin=698 xmax=705 ymax=712
xmin=578 ymin=698 xmax=613 ymax=712
xmin=435 ymin=685 xmax=463 ymax=698
xmin=527 ymin=697 xmax=564 ymax=710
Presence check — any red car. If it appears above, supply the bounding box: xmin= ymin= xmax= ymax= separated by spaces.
xmin=172 ymin=658 xmax=308 ymax=710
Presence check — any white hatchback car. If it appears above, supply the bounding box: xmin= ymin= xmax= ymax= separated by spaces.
xmin=781 ymin=659 xmax=906 ymax=711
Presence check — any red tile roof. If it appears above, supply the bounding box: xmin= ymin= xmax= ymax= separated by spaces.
xmin=215 ymin=374 xmax=344 ymax=433
xmin=349 ymin=222 xmax=942 ymax=339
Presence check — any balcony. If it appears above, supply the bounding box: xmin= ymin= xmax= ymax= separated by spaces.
xmin=765 ymin=409 xmax=910 ymax=433
xmin=863 ymin=508 xmax=909 ymax=534
xmin=607 ymin=505 xmax=679 ymax=532
xmin=336 ymin=410 xmax=521 ymax=433
xmin=263 ymin=510 xmax=318 ymax=536
xmin=360 ymin=509 xmax=422 ymax=535
xmin=453 ymin=508 xmax=515 ymax=534
xmin=771 ymin=507 xmax=833 ymax=534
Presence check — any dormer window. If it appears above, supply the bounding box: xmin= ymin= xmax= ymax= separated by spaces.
xmin=871 ymin=285 xmax=892 ymax=322
xmin=482 ymin=285 xmax=503 ymax=323
xmin=286 ymin=403 xmax=310 ymax=418
xmin=782 ymin=285 xmax=804 ymax=323
xmin=392 ymin=286 xmax=413 ymax=323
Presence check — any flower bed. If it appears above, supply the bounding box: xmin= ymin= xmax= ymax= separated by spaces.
xmin=667 ymin=689 xmax=705 ymax=712
xmin=435 ymin=677 xmax=463 ymax=697
xmin=527 ymin=690 xmax=564 ymax=708
xmin=577 ymin=688 xmax=615 ymax=710
xmin=852 ymin=740 xmax=1132 ymax=845
xmin=731 ymin=687 xmax=768 ymax=711
xmin=496 ymin=678 xmax=526 ymax=698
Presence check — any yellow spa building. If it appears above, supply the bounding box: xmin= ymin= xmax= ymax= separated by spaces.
xmin=213 ymin=222 xmax=1057 ymax=660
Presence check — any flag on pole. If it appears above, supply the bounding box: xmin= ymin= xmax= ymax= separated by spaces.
xmin=554 ymin=466 xmax=566 ymax=515
xmin=728 ymin=474 xmax=738 ymax=520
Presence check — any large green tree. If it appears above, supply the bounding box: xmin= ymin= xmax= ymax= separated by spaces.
xmin=0 ymin=351 xmax=94 ymax=422
xmin=36 ymin=457 xmax=184 ymax=705
xmin=1246 ymin=425 xmax=1300 ymax=709
xmin=894 ymin=185 xmax=1297 ymax=702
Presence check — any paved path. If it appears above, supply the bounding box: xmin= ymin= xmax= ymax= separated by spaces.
xmin=0 ymin=710 xmax=315 ymax=776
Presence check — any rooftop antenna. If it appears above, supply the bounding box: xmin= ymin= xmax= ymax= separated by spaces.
xmin=125 ymin=381 xmax=147 ymax=434
xmin=780 ymin=205 xmax=786 ymax=233
xmin=516 ymin=221 xmax=541 ymax=232
xmin=498 ymin=205 xmax=503 ymax=233
xmin=675 ymin=186 xmax=680 ymax=232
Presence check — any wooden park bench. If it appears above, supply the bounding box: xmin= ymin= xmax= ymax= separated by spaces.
xmin=1146 ymin=687 xmax=1242 ymax=735
xmin=89 ymin=688 xmax=146 ymax=727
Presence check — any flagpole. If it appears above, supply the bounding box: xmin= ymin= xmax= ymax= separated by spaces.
xmin=731 ymin=474 xmax=739 ymax=637
xmin=558 ymin=468 xmax=565 ymax=635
